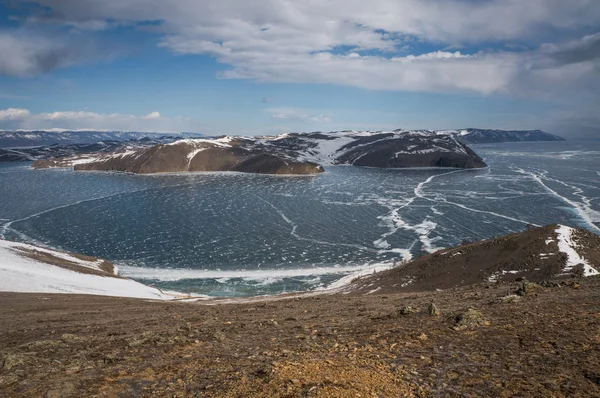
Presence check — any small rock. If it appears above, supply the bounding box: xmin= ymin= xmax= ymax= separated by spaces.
xmin=454 ymin=309 xmax=490 ymax=330
xmin=516 ymin=282 xmax=542 ymax=296
xmin=498 ymin=294 xmax=521 ymax=303
xmin=3 ymin=354 xmax=25 ymax=370
xmin=427 ymin=303 xmax=441 ymax=316
xmin=399 ymin=306 xmax=420 ymax=315
xmin=212 ymin=331 xmax=226 ymax=341
xmin=584 ymin=372 xmax=600 ymax=386
xmin=61 ymin=333 xmax=81 ymax=343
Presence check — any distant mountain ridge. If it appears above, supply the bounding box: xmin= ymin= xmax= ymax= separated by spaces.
xmin=0 ymin=130 xmax=204 ymax=148
xmin=0 ymin=136 xmax=194 ymax=162
xmin=455 ymin=128 xmax=565 ymax=144
xmin=0 ymin=128 xmax=564 ymax=149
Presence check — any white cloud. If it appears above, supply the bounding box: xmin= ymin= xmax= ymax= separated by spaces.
xmin=0 ymin=108 xmax=208 ymax=133
xmin=268 ymin=108 xmax=332 ymax=123
xmin=144 ymin=111 xmax=161 ymax=119
xmin=0 ymin=108 xmax=31 ymax=120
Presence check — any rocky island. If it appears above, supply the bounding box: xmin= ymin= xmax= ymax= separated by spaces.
xmin=32 ymin=129 xmax=487 ymax=174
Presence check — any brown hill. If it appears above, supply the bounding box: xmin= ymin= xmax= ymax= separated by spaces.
xmin=348 ymin=224 xmax=600 ymax=295
xmin=34 ymin=139 xmax=324 ymax=175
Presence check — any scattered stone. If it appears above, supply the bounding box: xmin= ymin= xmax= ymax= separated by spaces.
xmin=103 ymin=354 xmax=120 ymax=364
xmin=3 ymin=354 xmax=25 ymax=370
xmin=399 ymin=306 xmax=420 ymax=315
xmin=61 ymin=333 xmax=81 ymax=343
xmin=515 ymin=282 xmax=542 ymax=296
xmin=453 ymin=309 xmax=490 ymax=330
xmin=427 ymin=303 xmax=440 ymax=316
xmin=584 ymin=372 xmax=600 ymax=386
xmin=498 ymin=294 xmax=521 ymax=303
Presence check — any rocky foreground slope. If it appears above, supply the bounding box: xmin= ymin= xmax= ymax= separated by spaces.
xmin=1 ymin=258 xmax=599 ymax=396
xmin=0 ymin=225 xmax=599 ymax=396
xmin=32 ymin=130 xmax=486 ymax=174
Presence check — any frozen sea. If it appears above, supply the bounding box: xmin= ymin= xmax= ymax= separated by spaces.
xmin=1 ymin=141 xmax=599 ymax=297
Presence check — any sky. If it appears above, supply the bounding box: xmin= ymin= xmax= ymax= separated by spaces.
xmin=0 ymin=0 xmax=599 ymax=138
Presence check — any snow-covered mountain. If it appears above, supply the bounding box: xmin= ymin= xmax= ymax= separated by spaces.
xmin=0 ymin=136 xmax=203 ymax=162
xmin=0 ymin=130 xmax=204 ymax=148
xmin=452 ymin=129 xmax=565 ymax=144
xmin=247 ymin=130 xmax=487 ymax=168
xmin=33 ymin=130 xmax=487 ymax=174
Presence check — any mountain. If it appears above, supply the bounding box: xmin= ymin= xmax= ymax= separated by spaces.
xmin=0 ymin=128 xmax=564 ymax=150
xmin=33 ymin=137 xmax=325 ymax=175
xmin=0 ymin=141 xmax=139 ymax=162
xmin=454 ymin=129 xmax=565 ymax=144
xmin=346 ymin=224 xmax=600 ymax=294
xmin=0 ymin=136 xmax=205 ymax=163
xmin=32 ymin=130 xmax=487 ymax=173
xmin=0 ymin=130 xmax=204 ymax=148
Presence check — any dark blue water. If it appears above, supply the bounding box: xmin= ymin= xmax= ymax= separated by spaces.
xmin=1 ymin=141 xmax=599 ymax=296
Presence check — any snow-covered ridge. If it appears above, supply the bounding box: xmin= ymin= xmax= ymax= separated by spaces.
xmin=0 ymin=130 xmax=204 ymax=149
xmin=0 ymin=239 xmax=202 ymax=300
xmin=166 ymin=129 xmax=478 ymax=166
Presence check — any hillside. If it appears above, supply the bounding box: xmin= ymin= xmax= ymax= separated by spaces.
xmin=1 ymin=225 xmax=599 ymax=396
xmin=347 ymin=224 xmax=600 ymax=294
xmin=1 ymin=268 xmax=599 ymax=397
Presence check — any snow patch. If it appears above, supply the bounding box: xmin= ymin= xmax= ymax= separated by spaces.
xmin=555 ymin=225 xmax=599 ymax=277
xmin=0 ymin=240 xmax=196 ymax=300
xmin=488 ymin=270 xmax=522 ymax=282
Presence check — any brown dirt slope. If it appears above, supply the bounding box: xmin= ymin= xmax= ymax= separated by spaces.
xmin=1 ymin=276 xmax=599 ymax=397
xmin=350 ymin=224 xmax=600 ymax=295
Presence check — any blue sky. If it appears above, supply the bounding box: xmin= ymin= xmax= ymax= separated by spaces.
xmin=0 ymin=0 xmax=599 ymax=138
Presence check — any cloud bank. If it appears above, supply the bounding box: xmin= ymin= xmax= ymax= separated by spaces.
xmin=0 ymin=0 xmax=597 ymax=98
xmin=0 ymin=108 xmax=208 ymax=132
